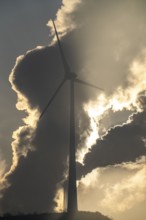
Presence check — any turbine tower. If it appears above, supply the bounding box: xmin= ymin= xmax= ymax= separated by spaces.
xmin=40 ymin=20 xmax=103 ymax=214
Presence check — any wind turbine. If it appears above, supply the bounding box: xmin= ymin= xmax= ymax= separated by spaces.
xmin=40 ymin=20 xmax=103 ymax=214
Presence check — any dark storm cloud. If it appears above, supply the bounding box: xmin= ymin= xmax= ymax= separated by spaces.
xmin=0 ymin=45 xmax=69 ymax=213
xmin=77 ymin=110 xmax=146 ymax=178
xmin=1 ymin=0 xmax=146 ymax=215
xmin=0 ymin=29 xmax=92 ymax=214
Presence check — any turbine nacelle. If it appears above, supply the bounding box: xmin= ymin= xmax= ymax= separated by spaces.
xmin=65 ymin=71 xmax=77 ymax=80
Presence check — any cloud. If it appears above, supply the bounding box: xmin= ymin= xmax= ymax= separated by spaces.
xmin=0 ymin=45 xmax=69 ymax=214
xmin=47 ymin=0 xmax=82 ymax=38
xmin=77 ymin=51 xmax=146 ymax=175
xmin=0 ymin=155 xmax=8 ymax=209
xmin=0 ymin=25 xmax=89 ymax=214
xmin=77 ymin=110 xmax=146 ymax=178
xmin=101 ymin=163 xmax=146 ymax=213
xmin=1 ymin=0 xmax=146 ymax=215
xmin=0 ymin=156 xmax=7 ymax=186
xmin=78 ymin=159 xmax=146 ymax=215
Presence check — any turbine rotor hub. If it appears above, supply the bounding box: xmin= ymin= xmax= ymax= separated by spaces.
xmin=65 ymin=72 xmax=77 ymax=80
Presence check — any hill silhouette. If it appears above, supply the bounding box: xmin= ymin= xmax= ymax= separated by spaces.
xmin=0 ymin=211 xmax=112 ymax=220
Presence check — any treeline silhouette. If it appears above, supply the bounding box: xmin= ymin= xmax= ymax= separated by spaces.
xmin=0 ymin=211 xmax=112 ymax=220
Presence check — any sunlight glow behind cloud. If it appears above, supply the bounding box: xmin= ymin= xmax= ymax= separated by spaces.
xmin=78 ymin=158 xmax=146 ymax=215
xmin=77 ymin=52 xmax=146 ymax=164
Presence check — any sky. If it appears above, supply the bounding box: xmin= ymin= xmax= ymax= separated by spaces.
xmin=0 ymin=1 xmax=146 ymax=220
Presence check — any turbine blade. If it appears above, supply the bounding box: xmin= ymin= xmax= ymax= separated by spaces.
xmin=75 ymin=78 xmax=104 ymax=91
xmin=40 ymin=79 xmax=66 ymax=119
xmin=52 ymin=20 xmax=70 ymax=74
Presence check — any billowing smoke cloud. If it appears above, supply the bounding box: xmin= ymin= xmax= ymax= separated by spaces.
xmin=1 ymin=0 xmax=146 ymax=216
